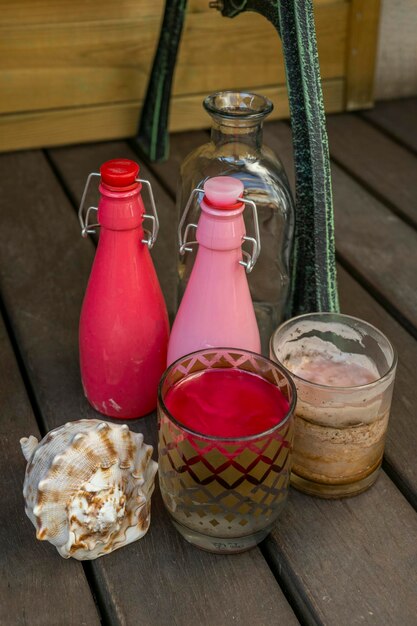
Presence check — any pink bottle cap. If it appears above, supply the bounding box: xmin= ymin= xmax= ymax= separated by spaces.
xmin=203 ymin=177 xmax=244 ymax=209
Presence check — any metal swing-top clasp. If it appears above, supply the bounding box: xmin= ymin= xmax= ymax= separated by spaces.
xmin=78 ymin=173 xmax=160 ymax=249
xmin=178 ymin=186 xmax=261 ymax=273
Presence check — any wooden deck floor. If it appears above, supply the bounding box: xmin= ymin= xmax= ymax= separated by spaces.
xmin=0 ymin=97 xmax=416 ymax=626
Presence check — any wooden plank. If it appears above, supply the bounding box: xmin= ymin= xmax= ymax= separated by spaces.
xmin=1 ymin=0 xmax=342 ymax=26
xmin=0 ymin=316 xmax=100 ymax=625
xmin=173 ymin=1 xmax=347 ymax=100
xmin=0 ymin=17 xmax=160 ymax=114
xmin=338 ymin=265 xmax=417 ymax=507
xmin=0 ymin=79 xmax=344 ymax=152
xmin=0 ymin=1 xmax=347 ymax=114
xmin=326 ymin=114 xmax=417 ymax=228
xmin=331 ymin=165 xmax=417 ymax=332
xmin=265 ymin=472 xmax=417 ymax=625
xmin=0 ymin=149 xmax=299 ymax=626
xmin=345 ymin=0 xmax=381 ymax=109
xmin=264 ymin=121 xmax=417 ymax=335
xmin=361 ymin=97 xmax=417 ymax=154
xmin=1 ymin=0 xmax=163 ymax=25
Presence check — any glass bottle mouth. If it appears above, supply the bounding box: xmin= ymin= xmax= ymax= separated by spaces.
xmin=203 ymin=91 xmax=273 ymax=123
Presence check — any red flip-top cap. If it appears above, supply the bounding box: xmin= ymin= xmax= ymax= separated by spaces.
xmin=100 ymin=159 xmax=140 ymax=189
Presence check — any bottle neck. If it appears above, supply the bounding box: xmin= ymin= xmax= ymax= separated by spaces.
xmin=98 ymin=185 xmax=145 ymax=231
xmin=196 ymin=204 xmax=246 ymax=251
xmin=210 ymin=119 xmax=263 ymax=151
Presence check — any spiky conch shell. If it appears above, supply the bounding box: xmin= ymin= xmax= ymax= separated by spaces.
xmin=20 ymin=419 xmax=158 ymax=560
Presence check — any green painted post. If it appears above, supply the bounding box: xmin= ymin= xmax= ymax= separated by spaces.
xmin=131 ymin=0 xmax=187 ymax=162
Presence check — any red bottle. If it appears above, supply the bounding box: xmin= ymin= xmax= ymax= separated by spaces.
xmin=78 ymin=159 xmax=169 ymax=419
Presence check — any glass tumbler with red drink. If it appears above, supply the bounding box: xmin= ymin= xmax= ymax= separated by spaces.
xmin=157 ymin=348 xmax=296 ymax=553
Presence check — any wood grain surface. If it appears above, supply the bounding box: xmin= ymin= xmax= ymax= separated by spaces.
xmin=361 ymin=97 xmax=417 ymax=154
xmin=0 ymin=2 xmax=347 ymax=114
xmin=0 ymin=79 xmax=345 ymax=152
xmin=1 ymin=0 xmax=164 ymax=24
xmin=265 ymin=472 xmax=417 ymax=626
xmin=326 ymin=114 xmax=417 ymax=228
xmin=0 ymin=317 xmax=100 ymax=626
xmin=263 ymin=122 xmax=417 ymax=335
xmin=337 ymin=265 xmax=417 ymax=507
xmin=0 ymin=0 xmax=381 ymax=151
xmin=0 ymin=0 xmax=344 ymax=26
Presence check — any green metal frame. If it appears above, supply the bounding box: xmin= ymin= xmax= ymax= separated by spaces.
xmin=135 ymin=0 xmax=339 ymax=316
xmin=131 ymin=0 xmax=187 ymax=162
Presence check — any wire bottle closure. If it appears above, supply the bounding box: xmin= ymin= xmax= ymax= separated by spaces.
xmin=78 ymin=172 xmax=159 ymax=249
xmin=178 ymin=187 xmax=261 ymax=273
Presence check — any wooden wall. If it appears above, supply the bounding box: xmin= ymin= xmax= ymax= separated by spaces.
xmin=0 ymin=0 xmax=380 ymax=151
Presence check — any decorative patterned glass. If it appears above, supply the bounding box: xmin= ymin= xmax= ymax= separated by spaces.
xmin=158 ymin=348 xmax=296 ymax=553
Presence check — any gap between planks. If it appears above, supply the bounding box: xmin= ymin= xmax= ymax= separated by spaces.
xmin=267 ymin=120 xmax=417 ymax=339
xmin=359 ymin=97 xmax=417 ymax=156
xmin=0 ymin=244 xmax=110 ymax=626
xmin=325 ymin=113 xmax=417 ymax=231
xmin=0 ymin=305 xmax=102 ymax=625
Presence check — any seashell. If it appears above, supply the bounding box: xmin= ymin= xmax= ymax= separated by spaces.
xmin=20 ymin=419 xmax=157 ymax=560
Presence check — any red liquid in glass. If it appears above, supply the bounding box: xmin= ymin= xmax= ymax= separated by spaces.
xmin=164 ymin=368 xmax=290 ymax=438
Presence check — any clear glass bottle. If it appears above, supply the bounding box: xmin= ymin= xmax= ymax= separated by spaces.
xmin=177 ymin=91 xmax=295 ymax=340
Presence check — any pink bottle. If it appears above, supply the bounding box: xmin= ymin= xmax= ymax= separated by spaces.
xmin=78 ymin=159 xmax=169 ymax=419
xmin=167 ymin=176 xmax=261 ymax=365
